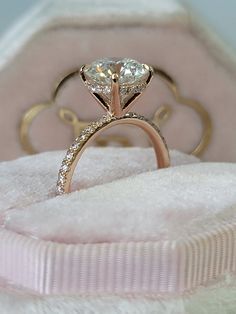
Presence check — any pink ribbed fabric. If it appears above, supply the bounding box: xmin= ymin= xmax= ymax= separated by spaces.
xmin=0 ymin=223 xmax=235 ymax=295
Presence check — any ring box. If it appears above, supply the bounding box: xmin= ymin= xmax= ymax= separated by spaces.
xmin=0 ymin=1 xmax=236 ymax=313
xmin=0 ymin=148 xmax=236 ymax=313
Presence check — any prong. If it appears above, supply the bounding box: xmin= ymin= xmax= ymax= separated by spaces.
xmin=142 ymin=64 xmax=153 ymax=85
xmin=79 ymin=64 xmax=86 ymax=83
xmin=143 ymin=63 xmax=150 ymax=71
xmin=111 ymin=73 xmax=122 ymax=117
xmin=146 ymin=66 xmax=154 ymax=84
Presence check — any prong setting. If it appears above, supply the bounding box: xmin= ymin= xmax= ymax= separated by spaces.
xmin=80 ymin=58 xmax=152 ymax=116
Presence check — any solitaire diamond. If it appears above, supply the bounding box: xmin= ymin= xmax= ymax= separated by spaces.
xmin=83 ymin=58 xmax=151 ymax=99
xmin=80 ymin=57 xmax=153 ymax=116
xmin=84 ymin=58 xmax=149 ymax=85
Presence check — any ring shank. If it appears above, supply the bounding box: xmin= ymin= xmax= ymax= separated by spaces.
xmin=57 ymin=114 xmax=170 ymax=194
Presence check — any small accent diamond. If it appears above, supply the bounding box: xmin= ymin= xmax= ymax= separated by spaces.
xmin=86 ymin=126 xmax=95 ymax=133
xmin=57 ymin=185 xmax=64 ymax=195
xmin=61 ymin=164 xmax=69 ymax=173
xmin=57 ymin=176 xmax=65 ymax=185
xmin=71 ymin=142 xmax=80 ymax=151
xmin=66 ymin=152 xmax=74 ymax=161
xmin=80 ymin=134 xmax=87 ymax=141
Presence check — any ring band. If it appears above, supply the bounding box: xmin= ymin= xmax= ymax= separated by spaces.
xmin=56 ymin=58 xmax=170 ymax=195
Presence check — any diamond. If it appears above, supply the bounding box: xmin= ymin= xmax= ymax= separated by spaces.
xmin=80 ymin=134 xmax=87 ymax=141
xmin=84 ymin=126 xmax=95 ymax=134
xmin=97 ymin=119 xmax=103 ymax=127
xmin=57 ymin=185 xmax=64 ymax=195
xmin=57 ymin=176 xmax=65 ymax=185
xmin=71 ymin=142 xmax=80 ymax=151
xmin=102 ymin=115 xmax=109 ymax=123
xmin=134 ymin=83 xmax=146 ymax=93
xmin=84 ymin=58 xmax=149 ymax=85
xmin=102 ymin=86 xmax=111 ymax=95
xmin=82 ymin=58 xmax=151 ymax=107
xmin=88 ymin=84 xmax=102 ymax=93
xmin=80 ymin=57 xmax=153 ymax=117
xmin=61 ymin=164 xmax=69 ymax=173
xmin=66 ymin=152 xmax=74 ymax=161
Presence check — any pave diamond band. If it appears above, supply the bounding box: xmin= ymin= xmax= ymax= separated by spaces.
xmin=56 ymin=112 xmax=169 ymax=195
xmin=56 ymin=58 xmax=170 ymax=195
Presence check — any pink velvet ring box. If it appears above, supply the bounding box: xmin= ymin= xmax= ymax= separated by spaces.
xmin=0 ymin=0 xmax=236 ymax=310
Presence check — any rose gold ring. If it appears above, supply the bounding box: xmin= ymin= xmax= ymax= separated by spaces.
xmin=56 ymin=58 xmax=170 ymax=195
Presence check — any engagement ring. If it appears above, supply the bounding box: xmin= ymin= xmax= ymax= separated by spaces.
xmin=56 ymin=58 xmax=170 ymax=194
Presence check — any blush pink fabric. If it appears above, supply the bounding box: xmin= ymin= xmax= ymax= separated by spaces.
xmin=0 ymin=148 xmax=236 ymax=296
xmin=0 ymin=224 xmax=236 ymax=296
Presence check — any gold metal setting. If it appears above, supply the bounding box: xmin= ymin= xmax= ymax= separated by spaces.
xmin=19 ymin=64 xmax=212 ymax=157
xmin=56 ymin=57 xmax=170 ymax=194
